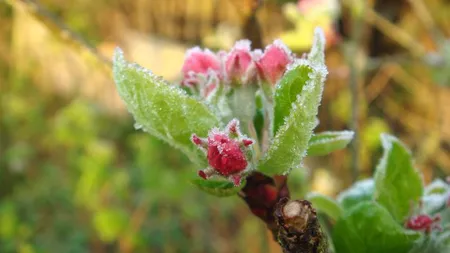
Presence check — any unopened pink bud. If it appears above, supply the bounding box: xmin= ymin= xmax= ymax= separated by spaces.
xmin=225 ymin=41 xmax=255 ymax=84
xmin=192 ymin=119 xmax=254 ymax=186
xmin=207 ymin=133 xmax=248 ymax=176
xmin=181 ymin=48 xmax=221 ymax=86
xmin=256 ymin=40 xmax=292 ymax=85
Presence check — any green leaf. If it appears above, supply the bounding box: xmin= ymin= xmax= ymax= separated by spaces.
xmin=332 ymin=201 xmax=420 ymax=253
xmin=423 ymin=179 xmax=450 ymax=214
xmin=191 ymin=179 xmax=245 ymax=197
xmin=306 ymin=192 xmax=343 ymax=221
xmin=308 ymin=27 xmax=326 ymax=66
xmin=425 ymin=179 xmax=450 ymax=195
xmin=113 ymin=48 xmax=221 ymax=166
xmin=257 ymin=29 xmax=327 ymax=175
xmin=273 ymin=62 xmax=312 ymax=134
xmin=307 ymin=131 xmax=354 ymax=156
xmin=374 ymin=134 xmax=424 ymax=222
xmin=337 ymin=179 xmax=374 ymax=211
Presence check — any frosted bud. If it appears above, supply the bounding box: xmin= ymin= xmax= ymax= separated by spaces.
xmin=192 ymin=119 xmax=254 ymax=186
xmin=256 ymin=40 xmax=293 ymax=85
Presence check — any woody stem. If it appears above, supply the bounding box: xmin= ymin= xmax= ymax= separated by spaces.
xmin=239 ymin=172 xmax=329 ymax=253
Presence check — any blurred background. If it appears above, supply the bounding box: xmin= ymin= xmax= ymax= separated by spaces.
xmin=0 ymin=0 xmax=449 ymax=252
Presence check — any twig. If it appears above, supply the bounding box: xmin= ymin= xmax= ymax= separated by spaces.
xmin=364 ymin=7 xmax=427 ymax=57
xmin=408 ymin=0 xmax=446 ymax=44
xmin=275 ymin=198 xmax=328 ymax=253
xmin=240 ymin=172 xmax=328 ymax=253
xmin=345 ymin=0 xmax=366 ymax=182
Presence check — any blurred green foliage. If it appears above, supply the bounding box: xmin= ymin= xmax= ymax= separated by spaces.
xmin=0 ymin=71 xmax=275 ymax=252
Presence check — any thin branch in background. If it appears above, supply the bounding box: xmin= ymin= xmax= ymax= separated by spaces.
xmin=364 ymin=6 xmax=427 ymax=58
xmin=6 ymin=0 xmax=111 ymax=69
xmin=408 ymin=0 xmax=446 ymax=44
xmin=343 ymin=0 xmax=366 ymax=182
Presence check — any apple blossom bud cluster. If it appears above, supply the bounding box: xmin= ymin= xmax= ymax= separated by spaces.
xmin=180 ymin=39 xmax=294 ymax=97
xmin=182 ymin=40 xmax=297 ymax=185
xmin=191 ymin=119 xmax=254 ymax=186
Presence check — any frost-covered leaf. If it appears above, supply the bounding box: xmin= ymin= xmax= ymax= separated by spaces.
xmin=374 ymin=134 xmax=424 ymax=222
xmin=113 ymin=48 xmax=221 ymax=167
xmin=191 ymin=179 xmax=245 ymax=197
xmin=423 ymin=179 xmax=450 ymax=214
xmin=337 ymin=179 xmax=374 ymax=211
xmin=425 ymin=179 xmax=450 ymax=195
xmin=308 ymin=28 xmax=326 ymax=66
xmin=333 ymin=201 xmax=420 ymax=253
xmin=307 ymin=131 xmax=354 ymax=156
xmin=273 ymin=62 xmax=312 ymax=134
xmin=306 ymin=192 xmax=343 ymax=221
xmin=257 ymin=29 xmax=327 ymax=175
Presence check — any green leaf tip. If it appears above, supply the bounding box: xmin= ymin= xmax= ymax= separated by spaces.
xmin=337 ymin=179 xmax=375 ymax=211
xmin=374 ymin=133 xmax=424 ymax=222
xmin=112 ymin=47 xmax=221 ymax=167
xmin=307 ymin=130 xmax=354 ymax=156
xmin=308 ymin=27 xmax=326 ymax=65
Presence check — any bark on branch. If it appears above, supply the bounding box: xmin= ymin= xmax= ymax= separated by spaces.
xmin=239 ymin=172 xmax=328 ymax=253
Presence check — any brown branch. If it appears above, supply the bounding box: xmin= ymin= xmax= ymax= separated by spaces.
xmin=240 ymin=172 xmax=328 ymax=253
xmin=275 ymin=198 xmax=328 ymax=253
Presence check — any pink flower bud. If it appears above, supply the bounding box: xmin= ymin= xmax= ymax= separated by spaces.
xmin=256 ymin=40 xmax=293 ymax=85
xmin=207 ymin=132 xmax=248 ymax=176
xmin=192 ymin=119 xmax=254 ymax=186
xmin=405 ymin=214 xmax=441 ymax=234
xmin=225 ymin=40 xmax=255 ymax=84
xmin=181 ymin=48 xmax=221 ymax=86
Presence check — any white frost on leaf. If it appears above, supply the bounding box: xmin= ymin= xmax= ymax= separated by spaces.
xmin=112 ymin=48 xmax=221 ymax=167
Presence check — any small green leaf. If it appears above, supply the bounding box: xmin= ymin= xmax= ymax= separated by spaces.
xmin=423 ymin=179 xmax=450 ymax=214
xmin=337 ymin=179 xmax=374 ymax=211
xmin=257 ymin=29 xmax=327 ymax=175
xmin=308 ymin=27 xmax=326 ymax=66
xmin=306 ymin=192 xmax=343 ymax=221
xmin=191 ymin=179 xmax=245 ymax=197
xmin=113 ymin=48 xmax=221 ymax=166
xmin=374 ymin=134 xmax=424 ymax=222
xmin=332 ymin=201 xmax=420 ymax=253
xmin=425 ymin=179 xmax=450 ymax=195
xmin=307 ymin=131 xmax=354 ymax=156
xmin=273 ymin=62 xmax=312 ymax=134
